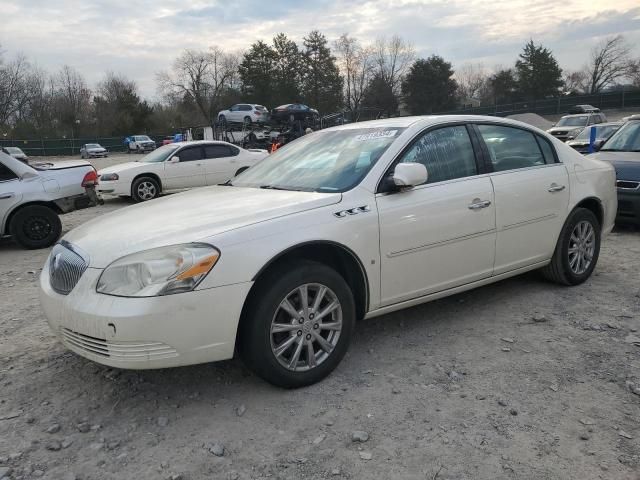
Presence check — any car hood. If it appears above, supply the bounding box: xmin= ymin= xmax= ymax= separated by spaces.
xmin=98 ymin=162 xmax=147 ymax=175
xmin=547 ymin=126 xmax=582 ymax=133
xmin=63 ymin=186 xmax=342 ymax=268
xmin=590 ymin=152 xmax=640 ymax=181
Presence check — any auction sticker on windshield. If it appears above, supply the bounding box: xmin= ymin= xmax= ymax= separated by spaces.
xmin=355 ymin=130 xmax=398 ymax=141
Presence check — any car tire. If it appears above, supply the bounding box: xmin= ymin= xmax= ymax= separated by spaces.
xmin=219 ymin=115 xmax=226 ymax=126
xmin=243 ymin=116 xmax=252 ymax=125
xmin=131 ymin=176 xmax=160 ymax=203
xmin=541 ymin=207 xmax=601 ymax=286
xmin=9 ymin=205 xmax=62 ymax=249
xmin=239 ymin=260 xmax=356 ymax=388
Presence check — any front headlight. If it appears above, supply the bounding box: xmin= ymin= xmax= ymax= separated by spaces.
xmin=100 ymin=173 xmax=119 ymax=181
xmin=96 ymin=243 xmax=220 ymax=297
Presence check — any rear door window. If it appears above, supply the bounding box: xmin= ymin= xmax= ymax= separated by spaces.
xmin=477 ymin=125 xmax=546 ymax=172
xmin=204 ymin=145 xmax=235 ymax=158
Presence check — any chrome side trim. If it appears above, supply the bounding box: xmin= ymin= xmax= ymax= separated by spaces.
xmin=387 ymin=228 xmax=496 ymax=258
xmin=501 ymin=213 xmax=557 ymax=231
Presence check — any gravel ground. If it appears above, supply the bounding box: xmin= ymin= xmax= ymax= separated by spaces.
xmin=1 ymin=155 xmax=639 ymax=479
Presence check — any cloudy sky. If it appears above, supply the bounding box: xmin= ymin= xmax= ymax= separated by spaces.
xmin=1 ymin=0 xmax=639 ymax=99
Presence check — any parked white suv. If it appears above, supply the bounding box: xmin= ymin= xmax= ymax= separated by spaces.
xmin=39 ymin=116 xmax=616 ymax=387
xmin=1 ymin=152 xmax=99 ymax=249
xmin=217 ymin=104 xmax=268 ymax=124
xmin=127 ymin=135 xmax=156 ymax=153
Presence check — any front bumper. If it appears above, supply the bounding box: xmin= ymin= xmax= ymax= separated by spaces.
xmin=39 ymin=260 xmax=253 ymax=369
xmin=96 ymin=180 xmax=130 ymax=196
xmin=616 ymin=189 xmax=640 ymax=225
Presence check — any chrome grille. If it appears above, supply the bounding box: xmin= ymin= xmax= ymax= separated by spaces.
xmin=49 ymin=242 xmax=88 ymax=295
xmin=61 ymin=328 xmax=178 ymax=361
xmin=617 ymin=180 xmax=640 ymax=190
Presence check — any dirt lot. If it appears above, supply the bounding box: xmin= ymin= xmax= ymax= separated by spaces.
xmin=1 ymin=157 xmax=639 ymax=479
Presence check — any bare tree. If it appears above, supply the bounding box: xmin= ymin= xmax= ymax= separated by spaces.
xmin=583 ymin=35 xmax=632 ymax=93
xmin=373 ymin=35 xmax=415 ymax=95
xmin=455 ymin=63 xmax=488 ymax=104
xmin=157 ymin=46 xmax=238 ymax=123
xmin=562 ymin=70 xmax=587 ymax=94
xmin=629 ymin=59 xmax=640 ymax=88
xmin=0 ymin=53 xmax=34 ymax=127
xmin=51 ymin=65 xmax=92 ymax=135
xmin=334 ymin=34 xmax=374 ymax=114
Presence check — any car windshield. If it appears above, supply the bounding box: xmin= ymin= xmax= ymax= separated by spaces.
xmin=600 ymin=121 xmax=640 ymax=152
xmin=135 ymin=136 xmax=151 ymax=141
xmin=139 ymin=144 xmax=180 ymax=162
xmin=86 ymin=144 xmax=101 ymax=148
xmin=575 ymin=125 xmax=620 ymax=141
xmin=557 ymin=116 xmax=588 ymax=127
xmin=231 ymin=127 xmax=405 ymax=192
xmin=5 ymin=147 xmax=22 ymax=154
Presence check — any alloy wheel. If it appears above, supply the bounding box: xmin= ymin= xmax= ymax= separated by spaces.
xmin=568 ymin=220 xmax=595 ymax=275
xmin=137 ymin=181 xmax=156 ymax=200
xmin=270 ymin=283 xmax=343 ymax=372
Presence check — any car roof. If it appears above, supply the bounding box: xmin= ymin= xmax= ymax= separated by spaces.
xmin=322 ymin=115 xmax=551 ymax=132
xmin=560 ymin=113 xmax=592 ymax=118
xmin=169 ymin=140 xmax=237 ymax=147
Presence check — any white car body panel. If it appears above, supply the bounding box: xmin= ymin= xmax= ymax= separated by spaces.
xmin=0 ymin=153 xmax=96 ymax=235
xmin=39 ymin=116 xmax=617 ymax=370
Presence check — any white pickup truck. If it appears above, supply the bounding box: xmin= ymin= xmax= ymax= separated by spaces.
xmin=0 ymin=152 xmax=100 ymax=249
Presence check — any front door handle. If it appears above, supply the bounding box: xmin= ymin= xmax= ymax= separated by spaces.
xmin=0 ymin=193 xmax=14 ymax=200
xmin=548 ymin=184 xmax=566 ymax=192
xmin=468 ymin=199 xmax=492 ymax=210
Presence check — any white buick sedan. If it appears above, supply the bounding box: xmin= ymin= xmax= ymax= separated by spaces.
xmin=97 ymin=140 xmax=268 ymax=202
xmin=40 ymin=116 xmax=616 ymax=387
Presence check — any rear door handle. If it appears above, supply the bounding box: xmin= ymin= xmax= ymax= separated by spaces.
xmin=0 ymin=193 xmax=14 ymax=200
xmin=468 ymin=199 xmax=492 ymax=210
xmin=548 ymin=184 xmax=566 ymax=192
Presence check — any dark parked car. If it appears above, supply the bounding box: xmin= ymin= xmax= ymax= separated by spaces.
xmin=568 ymin=104 xmax=600 ymax=114
xmin=566 ymin=122 xmax=623 ymax=154
xmin=591 ymin=120 xmax=640 ymax=225
xmin=270 ymin=103 xmax=319 ymax=126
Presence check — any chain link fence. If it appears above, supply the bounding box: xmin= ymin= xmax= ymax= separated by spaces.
xmin=440 ymin=90 xmax=640 ymax=116
xmin=0 ymin=134 xmax=168 ymax=157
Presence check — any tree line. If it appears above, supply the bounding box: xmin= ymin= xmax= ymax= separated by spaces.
xmin=1 ymin=32 xmax=639 ymax=139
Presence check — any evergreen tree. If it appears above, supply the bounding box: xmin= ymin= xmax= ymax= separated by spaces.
xmin=300 ymin=30 xmax=343 ymax=114
xmin=489 ymin=68 xmax=520 ymax=104
xmin=272 ymin=33 xmax=302 ymax=106
xmin=239 ymin=40 xmax=276 ymax=106
xmin=402 ymin=56 xmax=457 ymax=114
xmin=515 ymin=40 xmax=563 ymax=99
xmin=361 ymin=73 xmax=398 ymax=117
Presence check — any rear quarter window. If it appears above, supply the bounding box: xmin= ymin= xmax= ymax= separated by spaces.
xmin=536 ymin=136 xmax=557 ymax=164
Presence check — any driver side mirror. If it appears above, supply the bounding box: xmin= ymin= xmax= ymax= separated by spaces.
xmin=391 ymin=162 xmax=428 ymax=189
xmin=592 ymin=139 xmax=605 ymax=151
xmin=168 ymin=156 xmax=179 ymax=164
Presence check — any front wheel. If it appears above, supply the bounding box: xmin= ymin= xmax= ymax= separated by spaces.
xmin=239 ymin=261 xmax=355 ymax=388
xmin=131 ymin=176 xmax=160 ymax=202
xmin=9 ymin=205 xmax=62 ymax=249
xmin=541 ymin=208 xmax=601 ymax=285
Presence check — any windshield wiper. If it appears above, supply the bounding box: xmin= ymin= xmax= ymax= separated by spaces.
xmin=260 ymin=185 xmax=290 ymax=190
xmin=219 ymin=180 xmax=233 ymax=186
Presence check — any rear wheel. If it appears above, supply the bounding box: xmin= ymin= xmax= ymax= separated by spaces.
xmin=10 ymin=205 xmax=62 ymax=249
xmin=243 ymin=116 xmax=252 ymax=125
xmin=131 ymin=176 xmax=160 ymax=202
xmin=239 ymin=261 xmax=355 ymax=388
xmin=541 ymin=208 xmax=601 ymax=285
